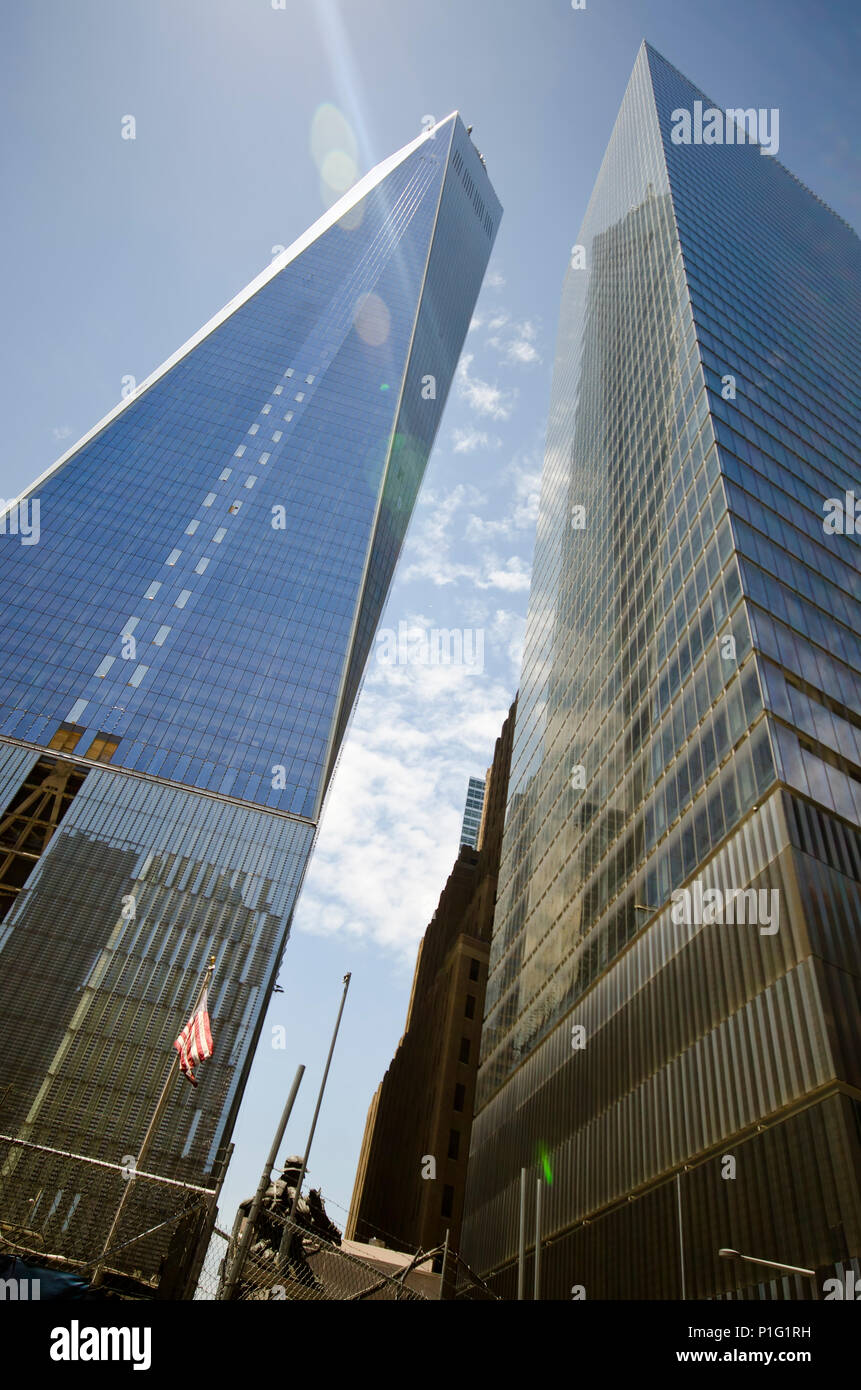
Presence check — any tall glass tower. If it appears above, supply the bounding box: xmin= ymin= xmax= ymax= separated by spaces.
xmin=0 ymin=113 xmax=500 ymax=1287
xmin=462 ymin=44 xmax=860 ymax=1300
xmin=460 ymin=776 xmax=487 ymax=849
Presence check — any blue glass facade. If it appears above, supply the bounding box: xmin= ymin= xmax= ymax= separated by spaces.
xmin=460 ymin=777 xmax=486 ymax=849
xmin=462 ymin=46 xmax=861 ymax=1299
xmin=0 ymin=114 xmax=500 ymax=1285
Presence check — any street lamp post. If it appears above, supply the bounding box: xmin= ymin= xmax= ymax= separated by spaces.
xmin=719 ymin=1248 xmax=818 ymax=1298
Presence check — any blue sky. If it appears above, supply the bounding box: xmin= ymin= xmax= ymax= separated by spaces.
xmin=2 ymin=0 xmax=859 ymax=1246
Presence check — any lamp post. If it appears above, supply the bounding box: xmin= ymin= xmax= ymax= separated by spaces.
xmin=719 ymin=1248 xmax=818 ymax=1297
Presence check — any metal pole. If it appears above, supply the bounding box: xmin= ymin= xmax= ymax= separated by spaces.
xmin=181 ymin=1139 xmax=234 ymax=1300
xmin=219 ymin=1063 xmax=305 ymax=1300
xmin=438 ymin=1227 xmax=450 ymax=1301
xmin=719 ymin=1248 xmax=816 ymax=1277
xmin=534 ymin=1178 xmax=542 ymax=1301
xmin=91 ymin=954 xmax=216 ymax=1288
xmin=719 ymin=1248 xmax=819 ymax=1302
xmin=517 ymin=1167 xmax=527 ymax=1300
xmin=287 ymin=973 xmax=351 ymax=1223
xmin=676 ymin=1170 xmax=687 ymax=1300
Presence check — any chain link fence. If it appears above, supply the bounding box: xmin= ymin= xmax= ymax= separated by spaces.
xmin=211 ymin=1208 xmax=429 ymax=1301
xmin=0 ymin=1134 xmax=215 ymax=1296
xmin=194 ymin=1226 xmax=230 ymax=1300
xmin=1 ymin=1135 xmax=496 ymax=1301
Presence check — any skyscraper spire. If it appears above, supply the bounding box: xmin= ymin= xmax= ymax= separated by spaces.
xmin=0 ymin=113 xmax=501 ymax=1292
xmin=462 ymin=42 xmax=860 ymax=1301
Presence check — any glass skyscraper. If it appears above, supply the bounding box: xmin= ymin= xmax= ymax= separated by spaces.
xmin=462 ymin=44 xmax=860 ymax=1299
xmin=460 ymin=776 xmax=486 ymax=849
xmin=0 ymin=112 xmax=500 ymax=1287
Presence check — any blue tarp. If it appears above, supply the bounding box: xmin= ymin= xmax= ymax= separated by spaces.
xmin=0 ymin=1253 xmax=102 ymax=1299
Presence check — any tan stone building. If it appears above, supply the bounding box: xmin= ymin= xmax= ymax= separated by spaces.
xmin=346 ymin=702 xmax=515 ymax=1279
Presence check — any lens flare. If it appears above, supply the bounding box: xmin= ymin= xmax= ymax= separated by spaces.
xmin=538 ymin=1144 xmax=553 ymax=1185
xmin=310 ymin=102 xmax=364 ymax=225
xmin=310 ymin=102 xmax=358 ymax=171
xmin=353 ymin=292 xmax=390 ymax=347
xmin=321 ymin=148 xmax=358 ymax=194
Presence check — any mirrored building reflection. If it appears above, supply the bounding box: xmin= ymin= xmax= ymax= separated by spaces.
xmin=0 ymin=113 xmax=500 ymax=1289
xmin=462 ymin=43 xmax=860 ymax=1300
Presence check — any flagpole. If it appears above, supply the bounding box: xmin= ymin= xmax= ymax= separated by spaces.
xmin=219 ymin=1063 xmax=306 ymax=1300
xmin=277 ymin=973 xmax=351 ymax=1266
xmin=90 ymin=953 xmax=217 ymax=1288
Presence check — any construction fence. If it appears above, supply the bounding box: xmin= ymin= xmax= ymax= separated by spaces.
xmin=0 ymin=1133 xmax=215 ymax=1297
xmin=1 ymin=1133 xmax=495 ymax=1301
xmin=201 ymin=1209 xmax=429 ymax=1301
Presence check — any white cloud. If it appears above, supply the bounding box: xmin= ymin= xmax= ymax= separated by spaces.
xmin=487 ymin=317 xmax=542 ymax=367
xmin=52 ymin=426 xmax=73 ymax=441
xmin=509 ymin=457 xmax=542 ymax=528
xmin=464 ymin=514 xmax=510 ymax=541
xmin=490 ymin=606 xmax=527 ymax=677
xmin=456 ymin=353 xmax=518 ymax=421
xmin=464 ymin=456 xmax=541 ymax=541
xmin=478 ymin=555 xmax=532 ymax=592
xmin=506 ymin=339 xmax=540 ymax=365
xmin=485 ymin=269 xmax=506 ymax=289
xmin=401 ymin=483 xmax=486 ymax=586
xmin=452 ymin=427 xmax=502 ymax=455
xmin=295 ymin=667 xmax=514 ymax=958
xmin=402 ymin=481 xmax=534 ymax=597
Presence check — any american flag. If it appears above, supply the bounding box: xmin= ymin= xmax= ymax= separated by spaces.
xmin=173 ymin=990 xmax=214 ymax=1087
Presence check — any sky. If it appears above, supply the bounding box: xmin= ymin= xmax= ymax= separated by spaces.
xmin=1 ymin=0 xmax=859 ymax=1250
